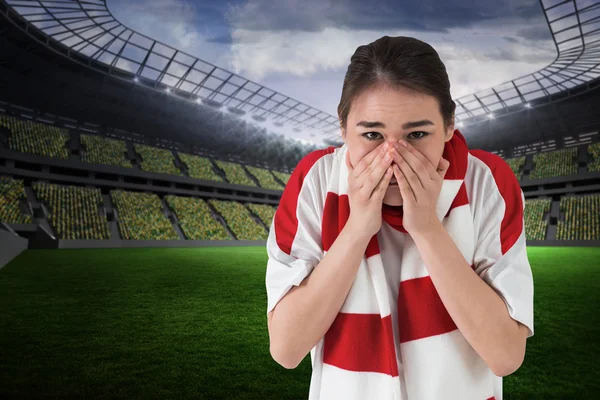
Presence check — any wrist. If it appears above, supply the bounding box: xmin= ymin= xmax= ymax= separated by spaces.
xmin=344 ymin=216 xmax=375 ymax=243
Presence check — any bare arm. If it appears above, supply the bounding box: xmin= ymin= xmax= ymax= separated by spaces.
xmin=268 ymin=218 xmax=370 ymax=369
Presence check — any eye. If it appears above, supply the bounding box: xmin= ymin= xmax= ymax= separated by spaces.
xmin=408 ymin=131 xmax=428 ymax=140
xmin=362 ymin=132 xmax=382 ymax=141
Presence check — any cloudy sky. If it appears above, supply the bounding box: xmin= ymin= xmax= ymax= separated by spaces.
xmin=105 ymin=0 xmax=556 ymax=145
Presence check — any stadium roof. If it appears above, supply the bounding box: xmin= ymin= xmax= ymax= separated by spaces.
xmin=2 ymin=0 xmax=600 ymax=140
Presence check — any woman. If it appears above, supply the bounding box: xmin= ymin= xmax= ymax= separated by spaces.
xmin=265 ymin=36 xmax=534 ymax=400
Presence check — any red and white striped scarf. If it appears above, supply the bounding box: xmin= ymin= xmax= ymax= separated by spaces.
xmin=310 ymin=130 xmax=497 ymax=399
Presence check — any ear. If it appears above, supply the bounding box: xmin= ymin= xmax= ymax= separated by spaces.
xmin=444 ymin=122 xmax=454 ymax=143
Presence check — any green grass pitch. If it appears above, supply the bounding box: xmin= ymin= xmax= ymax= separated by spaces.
xmin=0 ymin=246 xmax=598 ymax=399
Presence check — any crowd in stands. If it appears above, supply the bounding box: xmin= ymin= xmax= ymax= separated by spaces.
xmin=529 ymin=148 xmax=578 ymax=180
xmin=111 ymin=190 xmax=179 ymax=240
xmin=247 ymin=203 xmax=277 ymax=228
xmin=0 ymin=175 xmax=32 ymax=224
xmin=32 ymin=181 xmax=109 ymax=240
xmin=165 ymin=195 xmax=230 ymax=240
xmin=588 ymin=143 xmax=600 ymax=173
xmin=504 ymin=156 xmax=525 ymax=179
xmin=272 ymin=170 xmax=291 ymax=185
xmin=213 ymin=160 xmax=257 ymax=187
xmin=1 ymin=114 xmax=70 ymax=159
xmin=524 ymin=198 xmax=551 ymax=240
xmin=80 ymin=134 xmax=132 ymax=168
xmin=208 ymin=199 xmax=268 ymax=240
xmin=134 ymin=144 xmax=182 ymax=176
xmin=178 ymin=153 xmax=224 ymax=182
xmin=556 ymin=194 xmax=600 ymax=240
xmin=245 ymin=166 xmax=284 ymax=190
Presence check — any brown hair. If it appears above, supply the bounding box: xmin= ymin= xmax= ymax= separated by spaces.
xmin=338 ymin=36 xmax=456 ymax=133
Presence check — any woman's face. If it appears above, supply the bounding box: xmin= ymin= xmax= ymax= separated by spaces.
xmin=341 ymin=84 xmax=454 ymax=206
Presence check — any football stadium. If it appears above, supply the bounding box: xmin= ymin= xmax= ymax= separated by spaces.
xmin=0 ymin=0 xmax=599 ymax=399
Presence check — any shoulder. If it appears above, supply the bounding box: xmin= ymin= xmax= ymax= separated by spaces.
xmin=285 ymin=145 xmax=340 ymax=193
xmin=466 ymin=149 xmax=522 ymax=199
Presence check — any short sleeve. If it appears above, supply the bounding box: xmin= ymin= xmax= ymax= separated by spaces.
xmin=265 ymin=151 xmax=327 ymax=316
xmin=471 ymin=154 xmax=534 ymax=338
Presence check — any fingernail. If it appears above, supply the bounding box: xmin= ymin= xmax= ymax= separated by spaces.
xmin=384 ymin=152 xmax=392 ymax=161
xmin=383 ymin=142 xmax=389 ymax=151
xmin=398 ymin=140 xmax=408 ymax=147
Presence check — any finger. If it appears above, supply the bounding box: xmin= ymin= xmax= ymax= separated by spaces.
xmin=371 ymin=165 xmax=394 ymax=200
xmin=393 ymin=164 xmax=415 ymax=203
xmin=436 ymin=158 xmax=450 ymax=179
xmin=360 ymin=146 xmax=395 ymax=194
xmin=395 ymin=143 xmax=437 ymax=182
xmin=351 ymin=143 xmax=387 ymax=181
xmin=394 ymin=151 xmax=424 ymax=200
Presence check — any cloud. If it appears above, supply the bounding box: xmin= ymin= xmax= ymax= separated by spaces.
xmin=503 ymin=36 xmax=518 ymax=43
xmin=516 ymin=25 xmax=553 ymax=41
xmin=224 ymin=0 xmax=507 ymax=34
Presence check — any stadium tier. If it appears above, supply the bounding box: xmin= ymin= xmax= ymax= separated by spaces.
xmin=1 ymin=114 xmax=70 ymax=160
xmin=272 ymin=170 xmax=291 ymax=185
xmin=134 ymin=143 xmax=183 ymax=176
xmin=247 ymin=203 xmax=277 ymax=228
xmin=524 ymin=198 xmax=551 ymax=241
xmin=164 ymin=195 xmax=231 ymax=240
xmin=80 ymin=134 xmax=132 ymax=169
xmin=588 ymin=142 xmax=600 ymax=173
xmin=208 ymin=199 xmax=268 ymax=240
xmin=177 ymin=152 xmax=225 ymax=182
xmin=32 ymin=181 xmax=110 ymax=240
xmin=213 ymin=160 xmax=258 ymax=187
xmin=245 ymin=166 xmax=285 ymax=190
xmin=110 ymin=189 xmax=180 ymax=240
xmin=0 ymin=175 xmax=32 ymax=224
xmin=504 ymin=156 xmax=525 ymax=180
xmin=529 ymin=148 xmax=578 ymax=180
xmin=556 ymin=194 xmax=600 ymax=241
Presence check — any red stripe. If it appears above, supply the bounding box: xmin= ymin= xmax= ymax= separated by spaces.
xmin=275 ymin=146 xmax=335 ymax=255
xmin=445 ymin=182 xmax=469 ymax=217
xmin=324 ymin=313 xmax=399 ymax=376
xmin=469 ymin=150 xmax=524 ymax=255
xmin=398 ymin=276 xmax=458 ymax=343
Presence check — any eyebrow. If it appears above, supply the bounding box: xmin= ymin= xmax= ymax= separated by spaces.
xmin=355 ymin=119 xmax=435 ymax=130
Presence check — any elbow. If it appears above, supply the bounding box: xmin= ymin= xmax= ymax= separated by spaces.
xmin=492 ymin=350 xmax=525 ymax=377
xmin=270 ymin=342 xmax=301 ymax=370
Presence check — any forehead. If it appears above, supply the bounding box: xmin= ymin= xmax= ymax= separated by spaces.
xmin=348 ymin=84 xmax=441 ymax=124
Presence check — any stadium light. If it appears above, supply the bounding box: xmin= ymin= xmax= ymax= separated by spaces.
xmin=133 ymin=76 xmax=139 ymax=83
xmin=525 ymin=103 xmax=531 ymax=108
xmin=488 ymin=114 xmax=494 ymax=119
xmin=165 ymin=88 xmax=171 ymax=93
xmin=456 ymin=122 xmax=463 ymax=128
xmin=195 ymin=98 xmax=201 ymax=104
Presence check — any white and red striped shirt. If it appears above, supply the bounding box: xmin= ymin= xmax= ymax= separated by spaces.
xmin=266 ymin=142 xmax=534 ymax=400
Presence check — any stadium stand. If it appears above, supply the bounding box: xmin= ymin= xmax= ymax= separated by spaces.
xmin=0 ymin=175 xmax=32 ymax=224
xmin=80 ymin=134 xmax=132 ymax=169
xmin=111 ymin=189 xmax=179 ymax=240
xmin=529 ymin=148 xmax=578 ymax=180
xmin=32 ymin=181 xmax=110 ymax=240
xmin=272 ymin=170 xmax=291 ymax=185
xmin=134 ymin=143 xmax=182 ymax=176
xmin=524 ymin=198 xmax=551 ymax=241
xmin=504 ymin=156 xmax=525 ymax=179
xmin=1 ymin=114 xmax=70 ymax=159
xmin=164 ymin=195 xmax=231 ymax=240
xmin=246 ymin=166 xmax=284 ymax=190
xmin=213 ymin=160 xmax=257 ymax=187
xmin=208 ymin=199 xmax=268 ymax=240
xmin=178 ymin=152 xmax=224 ymax=182
xmin=247 ymin=203 xmax=277 ymax=228
xmin=556 ymin=194 xmax=600 ymax=240
xmin=588 ymin=142 xmax=600 ymax=172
